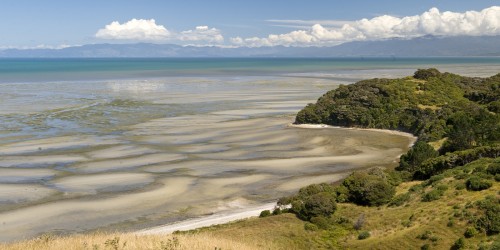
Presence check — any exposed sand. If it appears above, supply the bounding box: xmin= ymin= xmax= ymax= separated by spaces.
xmin=86 ymin=145 xmax=158 ymax=159
xmin=0 ymin=168 xmax=58 ymax=183
xmin=68 ymin=153 xmax=187 ymax=173
xmin=0 ymin=136 xmax=121 ymax=155
xmin=50 ymin=173 xmax=155 ymax=193
xmin=0 ymin=155 xmax=88 ymax=168
xmin=0 ymin=76 xmax=418 ymax=242
xmin=0 ymin=184 xmax=58 ymax=204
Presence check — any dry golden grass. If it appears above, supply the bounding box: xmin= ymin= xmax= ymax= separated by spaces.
xmin=428 ymin=138 xmax=447 ymax=151
xmin=0 ymin=232 xmax=264 ymax=250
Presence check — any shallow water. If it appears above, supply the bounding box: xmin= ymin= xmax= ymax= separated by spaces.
xmin=0 ymin=59 xmax=498 ymax=242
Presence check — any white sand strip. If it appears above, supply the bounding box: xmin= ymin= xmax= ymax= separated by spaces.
xmin=289 ymin=123 xmax=417 ymax=145
xmin=137 ymin=202 xmax=277 ymax=235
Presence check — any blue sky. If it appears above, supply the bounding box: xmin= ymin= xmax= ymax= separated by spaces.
xmin=1 ymin=0 xmax=499 ymax=48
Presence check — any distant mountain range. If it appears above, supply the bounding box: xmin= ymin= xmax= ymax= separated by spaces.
xmin=1 ymin=35 xmax=500 ymax=57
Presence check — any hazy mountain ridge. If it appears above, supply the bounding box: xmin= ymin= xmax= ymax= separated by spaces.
xmin=1 ymin=36 xmax=500 ymax=57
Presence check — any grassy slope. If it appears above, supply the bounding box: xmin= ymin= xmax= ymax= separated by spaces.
xmin=186 ymin=178 xmax=499 ymax=250
xmin=3 ymin=179 xmax=497 ymax=250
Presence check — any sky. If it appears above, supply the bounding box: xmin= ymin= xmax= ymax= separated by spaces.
xmin=0 ymin=0 xmax=499 ymax=48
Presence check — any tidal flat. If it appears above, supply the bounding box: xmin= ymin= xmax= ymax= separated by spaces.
xmin=1 ymin=62 xmax=496 ymax=242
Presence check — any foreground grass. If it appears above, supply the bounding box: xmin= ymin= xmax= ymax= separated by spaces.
xmin=3 ymin=178 xmax=498 ymax=250
xmin=0 ymin=232 xmax=265 ymax=250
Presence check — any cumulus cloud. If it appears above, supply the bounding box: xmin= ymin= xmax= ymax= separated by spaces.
xmin=96 ymin=19 xmax=170 ymax=40
xmin=96 ymin=19 xmax=224 ymax=44
xmin=233 ymin=6 xmax=500 ymax=47
xmin=179 ymin=26 xmax=224 ymax=43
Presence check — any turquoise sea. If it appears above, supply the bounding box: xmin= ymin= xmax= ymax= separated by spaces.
xmin=0 ymin=57 xmax=498 ymax=241
xmin=1 ymin=57 xmax=500 ymax=83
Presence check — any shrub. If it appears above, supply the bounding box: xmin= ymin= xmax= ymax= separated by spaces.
xmin=417 ymin=230 xmax=433 ymax=240
xmin=475 ymin=197 xmax=500 ymax=235
xmin=463 ymin=227 xmax=477 ymax=238
xmin=420 ymin=244 xmax=430 ymax=250
xmin=304 ymin=222 xmax=318 ymax=231
xmin=398 ymin=141 xmax=438 ymax=173
xmin=389 ymin=192 xmax=411 ymax=207
xmin=451 ymin=237 xmax=465 ymax=250
xmin=333 ymin=185 xmax=349 ymax=203
xmin=310 ymin=216 xmax=330 ymax=230
xmin=294 ymin=192 xmax=337 ymax=221
xmin=466 ymin=176 xmax=493 ymax=191
xmin=341 ymin=171 xmax=395 ymax=206
xmin=414 ymin=145 xmax=500 ymax=179
xmin=424 ymin=174 xmax=445 ymax=186
xmin=259 ymin=210 xmax=271 ymax=218
xmin=358 ymin=231 xmax=371 ymax=240
xmin=487 ymin=162 xmax=500 ymax=175
xmin=272 ymin=207 xmax=282 ymax=215
xmin=330 ymin=216 xmax=351 ymax=227
xmin=414 ymin=68 xmax=441 ymax=80
xmin=422 ymin=189 xmax=444 ymax=202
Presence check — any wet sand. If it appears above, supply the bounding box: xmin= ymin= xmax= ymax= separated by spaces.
xmin=0 ymin=76 xmax=416 ymax=242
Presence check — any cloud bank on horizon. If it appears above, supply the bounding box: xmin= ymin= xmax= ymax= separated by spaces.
xmin=96 ymin=6 xmax=500 ymax=47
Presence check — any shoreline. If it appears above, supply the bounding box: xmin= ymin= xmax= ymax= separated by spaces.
xmin=137 ymin=202 xmax=277 ymax=235
xmin=288 ymin=123 xmax=417 ymax=147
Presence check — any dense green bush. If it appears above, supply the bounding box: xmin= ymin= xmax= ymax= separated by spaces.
xmin=475 ymin=197 xmax=500 ymax=235
xmin=398 ymin=141 xmax=439 ymax=173
xmin=341 ymin=171 xmax=395 ymax=206
xmin=272 ymin=207 xmax=282 ymax=215
xmin=487 ymin=162 xmax=500 ymax=175
xmin=414 ymin=68 xmax=441 ymax=80
xmin=259 ymin=210 xmax=271 ymax=218
xmin=466 ymin=176 xmax=493 ymax=191
xmin=442 ymin=110 xmax=500 ymax=153
xmin=301 ymin=193 xmax=337 ymax=220
xmin=414 ymin=145 xmax=500 ymax=179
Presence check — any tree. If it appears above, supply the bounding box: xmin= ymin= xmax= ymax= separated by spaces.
xmin=292 ymin=192 xmax=337 ymax=221
xmin=398 ymin=141 xmax=438 ymax=173
xmin=341 ymin=171 xmax=396 ymax=206
xmin=413 ymin=68 xmax=441 ymax=80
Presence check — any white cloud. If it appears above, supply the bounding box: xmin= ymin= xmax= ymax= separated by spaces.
xmin=96 ymin=19 xmax=170 ymax=40
xmin=233 ymin=6 xmax=500 ymax=47
xmin=95 ymin=19 xmax=224 ymax=44
xmin=179 ymin=26 xmax=224 ymax=43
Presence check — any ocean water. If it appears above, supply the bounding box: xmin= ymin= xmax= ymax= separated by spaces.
xmin=1 ymin=57 xmax=500 ymax=83
xmin=0 ymin=58 xmax=498 ymax=241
